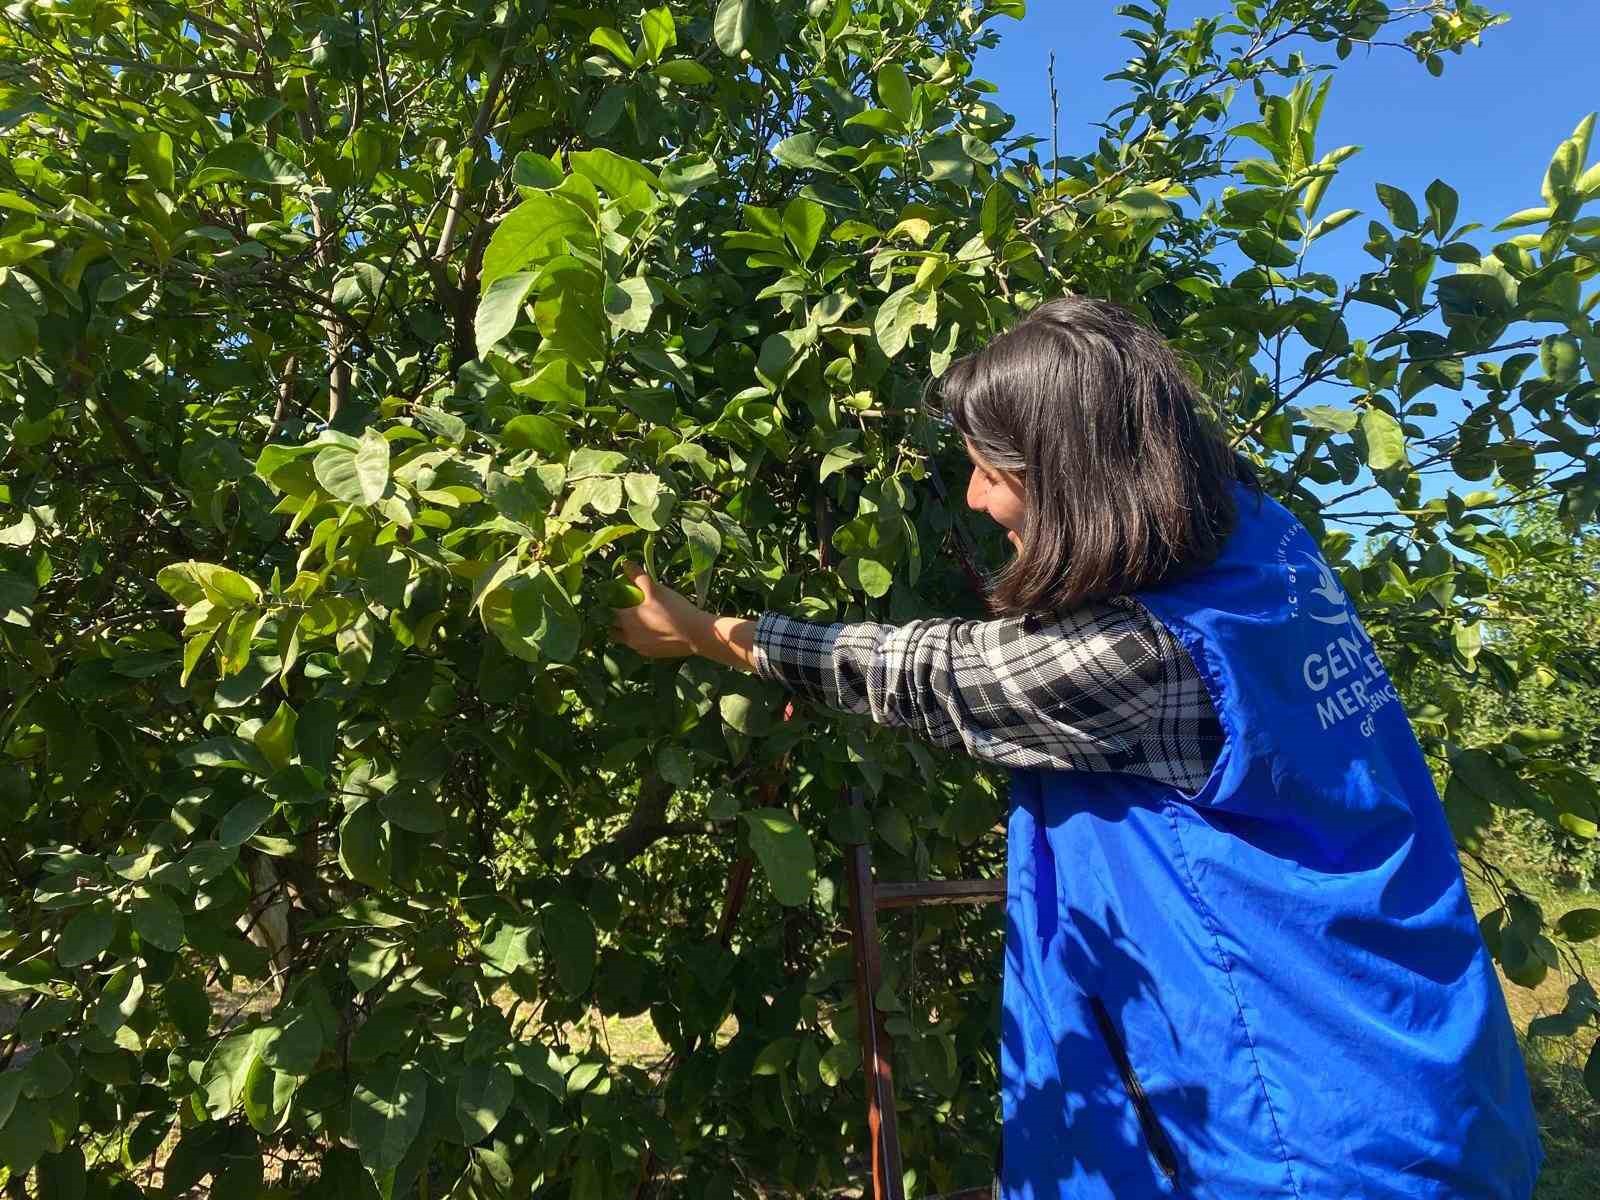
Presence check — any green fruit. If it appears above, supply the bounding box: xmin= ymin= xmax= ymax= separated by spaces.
xmin=607 ymin=580 xmax=646 ymax=607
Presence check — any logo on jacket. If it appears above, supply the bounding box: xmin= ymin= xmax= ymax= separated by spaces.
xmin=1276 ymin=532 xmax=1399 ymax=736
xmin=1302 ymin=554 xmax=1351 ymax=625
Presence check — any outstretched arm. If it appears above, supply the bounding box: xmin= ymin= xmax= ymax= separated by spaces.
xmin=606 ymin=561 xmax=759 ymax=671
xmin=607 ymin=562 xmax=1220 ymax=790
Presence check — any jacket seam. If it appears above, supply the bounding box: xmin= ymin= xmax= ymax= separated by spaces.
xmin=1164 ymin=799 xmax=1304 ymax=1200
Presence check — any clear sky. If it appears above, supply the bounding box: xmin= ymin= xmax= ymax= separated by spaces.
xmin=978 ymin=1 xmax=1590 ymax=284
xmin=975 ymin=2 xmax=1594 ymax=525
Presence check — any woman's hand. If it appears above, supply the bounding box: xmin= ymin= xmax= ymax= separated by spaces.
xmin=608 ymin=561 xmax=759 ymax=672
xmin=608 ymin=561 xmax=711 ymax=659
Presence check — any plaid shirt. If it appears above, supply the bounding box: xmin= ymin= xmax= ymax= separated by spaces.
xmin=751 ymin=597 xmax=1221 ymax=794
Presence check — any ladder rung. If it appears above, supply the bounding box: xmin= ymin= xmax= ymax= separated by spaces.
xmin=874 ymin=879 xmax=1005 ymax=909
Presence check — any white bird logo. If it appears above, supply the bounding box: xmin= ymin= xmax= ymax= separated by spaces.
xmin=1302 ymin=553 xmax=1351 ymax=625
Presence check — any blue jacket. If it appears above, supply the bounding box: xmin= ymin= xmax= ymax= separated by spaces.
xmin=1000 ymin=482 xmax=1542 ymax=1199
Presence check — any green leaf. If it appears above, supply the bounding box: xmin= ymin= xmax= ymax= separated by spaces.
xmin=0 ymin=1097 xmax=52 ymax=1174
xmin=818 ymin=1042 xmax=856 ymax=1087
xmin=219 ymin=794 xmax=274 ymax=847
xmin=1557 ymin=908 xmax=1600 ymax=942
xmin=827 ymin=806 xmax=870 ymax=846
xmin=656 ymin=743 xmax=694 ymax=788
xmin=512 ymin=151 xmax=563 ymax=190
xmin=682 ymin=517 xmax=722 ymax=578
xmin=604 ymin=277 xmax=655 ymax=333
xmin=639 ymin=7 xmax=677 ymax=62
xmin=481 ymin=193 xmax=595 ymax=289
xmin=351 ymin=1060 xmax=428 ymax=1174
xmin=980 ymin=183 xmax=1016 ymax=244
xmin=1425 ymin=179 xmax=1459 ymax=237
xmin=1307 ymin=209 xmax=1359 ymax=241
xmin=475 ymin=271 xmax=538 ymax=359
xmin=1359 ymin=408 xmax=1407 ymax=471
xmin=876 ymin=805 xmax=914 ymax=856
xmin=0 ymin=570 xmax=37 ymax=611
xmin=1375 ymin=183 xmax=1420 ymax=231
xmin=782 ymin=197 xmax=827 ymax=264
xmin=1494 ymin=205 xmax=1553 ymax=231
xmin=190 ymin=140 xmax=305 ymax=189
xmin=254 ymin=700 xmax=298 ymax=772
xmin=588 ymin=27 xmax=636 ymax=68
xmin=1301 ymin=405 xmax=1359 ymax=434
xmin=541 ymin=898 xmax=596 ymax=996
xmin=58 ymin=905 xmax=115 ymax=968
xmin=131 ymin=892 xmax=185 ymax=952
xmin=314 ymin=432 xmax=390 ymax=506
xmin=719 ymin=691 xmax=758 ymax=737
xmin=332 ymin=262 xmax=383 ymax=312
xmin=1540 ymin=334 xmax=1582 ymax=384
xmin=567 ymin=447 xmax=629 ymax=479
xmin=131 ymin=129 xmax=176 ymax=193
xmin=661 ymin=154 xmax=719 ymax=193
xmin=457 ymin=1061 xmax=514 ymax=1143
xmin=1444 ymin=749 xmax=1519 ymax=851
xmin=494 ymin=567 xmax=582 ymax=663
xmin=261 ymin=1007 xmax=325 ymax=1075
xmin=158 ymin=561 xmax=262 ymax=608
xmin=21 ymin=1046 xmax=71 ymax=1099
xmin=1555 ymin=812 xmax=1593 ymax=838
xmin=741 ymin=807 xmax=816 ymax=906
xmin=0 ymin=1072 xmax=22 ymax=1138
xmin=772 ymin=132 xmax=840 ymax=174
xmin=844 ymin=108 xmax=903 ymax=134
xmin=1586 ymin=1040 xmax=1600 ymax=1103
xmin=339 ymin=802 xmax=392 ymax=888
xmin=843 ymin=556 xmax=892 ymax=598
xmin=380 ymin=785 xmax=447 ymax=834
xmin=714 ymin=0 xmax=756 ymax=55
xmin=876 ymin=63 xmax=913 ymax=123
xmin=570 ymin=149 xmax=660 ymax=203
xmin=655 ymin=60 xmax=713 ymax=86
xmin=873 ymin=285 xmax=937 ymax=359
xmin=480 ymin=920 xmax=537 ymax=977
xmin=242 ymin=1053 xmax=294 ymax=1135
xmin=624 ymin=472 xmax=674 ymax=530
xmin=93 ymin=967 xmax=144 ymax=1038
xmin=1109 ymin=187 xmax=1175 ymax=221
xmin=164 ymin=969 xmax=211 ymax=1042
xmin=919 ymin=133 xmax=974 ymax=186
xmin=348 ymin=940 xmax=402 ymax=995
xmin=202 ymin=1028 xmax=264 ymax=1118
xmin=1239 ymin=230 xmax=1297 ymax=267
xmin=1542 ymin=122 xmax=1587 ymax=204
xmin=756 ymin=328 xmax=806 ymax=389
xmin=498 ymin=425 xmax=566 ymax=473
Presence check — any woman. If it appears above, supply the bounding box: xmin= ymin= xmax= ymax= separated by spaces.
xmin=609 ymin=296 xmax=1542 ymax=1199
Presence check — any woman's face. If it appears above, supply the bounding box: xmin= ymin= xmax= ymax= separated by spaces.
xmin=963 ymin=437 xmax=1027 ymax=552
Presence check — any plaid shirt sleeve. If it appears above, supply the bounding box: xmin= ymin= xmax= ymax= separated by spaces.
xmin=750 ymin=597 xmax=1221 ymax=794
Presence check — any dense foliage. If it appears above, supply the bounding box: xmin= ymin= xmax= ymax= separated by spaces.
xmin=1413 ymin=501 xmax=1600 ymax=891
xmin=2 ymin=0 xmax=1597 ymax=1195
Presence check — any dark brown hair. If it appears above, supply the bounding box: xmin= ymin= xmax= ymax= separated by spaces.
xmin=925 ymin=294 xmax=1259 ymax=616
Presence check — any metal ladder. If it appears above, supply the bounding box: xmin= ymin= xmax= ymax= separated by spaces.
xmin=841 ymin=785 xmax=1006 ymax=1200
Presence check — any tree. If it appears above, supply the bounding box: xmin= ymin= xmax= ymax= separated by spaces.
xmin=1 ymin=0 xmax=1597 ymax=1195
xmin=1405 ymin=499 xmax=1600 ymax=890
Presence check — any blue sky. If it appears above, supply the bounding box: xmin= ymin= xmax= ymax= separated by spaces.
xmin=979 ymin=3 xmax=1591 ymax=240
xmin=975 ymin=3 xmax=1594 ymax=527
